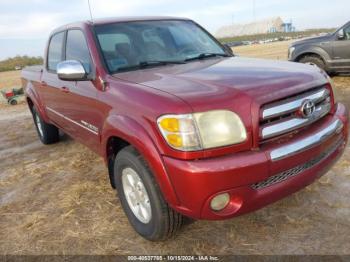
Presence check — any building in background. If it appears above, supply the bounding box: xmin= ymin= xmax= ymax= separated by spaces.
xmin=282 ymin=21 xmax=295 ymax=33
xmin=215 ymin=17 xmax=295 ymax=38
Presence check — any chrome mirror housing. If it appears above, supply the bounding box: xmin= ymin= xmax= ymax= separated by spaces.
xmin=57 ymin=60 xmax=89 ymax=81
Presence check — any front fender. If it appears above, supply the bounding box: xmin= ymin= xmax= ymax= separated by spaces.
xmin=101 ymin=114 xmax=180 ymax=207
xmin=293 ymin=45 xmax=331 ymax=66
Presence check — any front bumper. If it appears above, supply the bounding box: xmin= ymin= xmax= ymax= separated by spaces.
xmin=163 ymin=103 xmax=348 ymax=220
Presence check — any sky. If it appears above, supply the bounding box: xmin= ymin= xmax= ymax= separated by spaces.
xmin=0 ymin=0 xmax=348 ymax=60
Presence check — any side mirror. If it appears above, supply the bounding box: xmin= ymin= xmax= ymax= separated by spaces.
xmin=337 ymin=29 xmax=345 ymax=40
xmin=57 ymin=60 xmax=89 ymax=81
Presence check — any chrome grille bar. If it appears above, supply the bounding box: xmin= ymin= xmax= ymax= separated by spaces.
xmin=262 ymin=88 xmax=329 ymax=120
xmin=261 ymin=102 xmax=331 ymax=139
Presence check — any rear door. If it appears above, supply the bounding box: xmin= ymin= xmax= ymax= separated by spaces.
xmin=41 ymin=31 xmax=76 ymax=134
xmin=331 ymin=24 xmax=350 ymax=70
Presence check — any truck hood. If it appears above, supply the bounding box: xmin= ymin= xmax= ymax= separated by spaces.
xmin=113 ymin=57 xmax=328 ymax=111
xmin=291 ymin=34 xmax=333 ymax=46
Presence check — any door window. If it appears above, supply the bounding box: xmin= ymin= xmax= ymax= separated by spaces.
xmin=344 ymin=26 xmax=350 ymax=40
xmin=66 ymin=30 xmax=92 ymax=73
xmin=47 ymin=32 xmax=65 ymax=72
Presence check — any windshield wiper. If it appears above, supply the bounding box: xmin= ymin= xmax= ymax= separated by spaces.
xmin=140 ymin=60 xmax=186 ymax=66
xmin=114 ymin=60 xmax=186 ymax=73
xmin=185 ymin=53 xmax=229 ymax=62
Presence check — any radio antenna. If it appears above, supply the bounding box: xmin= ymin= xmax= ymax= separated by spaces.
xmin=87 ymin=0 xmax=94 ymax=23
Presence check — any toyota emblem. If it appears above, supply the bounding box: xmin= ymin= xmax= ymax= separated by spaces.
xmin=300 ymin=99 xmax=316 ymax=118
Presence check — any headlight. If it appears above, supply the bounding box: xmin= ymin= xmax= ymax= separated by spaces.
xmin=157 ymin=110 xmax=247 ymax=151
xmin=326 ymin=74 xmax=337 ymax=102
xmin=288 ymin=46 xmax=295 ymax=59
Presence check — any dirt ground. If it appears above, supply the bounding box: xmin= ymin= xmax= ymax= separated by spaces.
xmin=1 ymin=42 xmax=350 ymax=255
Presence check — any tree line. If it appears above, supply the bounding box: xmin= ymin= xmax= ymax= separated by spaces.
xmin=0 ymin=55 xmax=43 ymax=72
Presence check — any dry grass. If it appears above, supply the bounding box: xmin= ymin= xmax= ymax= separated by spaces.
xmin=0 ymin=71 xmax=21 ymax=90
xmin=1 ymin=42 xmax=350 ymax=255
xmin=233 ymin=40 xmax=294 ymax=60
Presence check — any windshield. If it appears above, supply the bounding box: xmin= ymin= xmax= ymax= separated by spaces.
xmin=94 ymin=20 xmax=227 ymax=73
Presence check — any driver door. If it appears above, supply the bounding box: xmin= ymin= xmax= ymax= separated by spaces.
xmin=332 ymin=25 xmax=350 ymax=70
xmin=60 ymin=29 xmax=103 ymax=153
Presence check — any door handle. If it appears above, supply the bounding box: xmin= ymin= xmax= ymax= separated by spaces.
xmin=61 ymin=86 xmax=70 ymax=93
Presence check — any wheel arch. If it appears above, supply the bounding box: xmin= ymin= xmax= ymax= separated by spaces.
xmin=294 ymin=47 xmax=331 ymax=68
xmin=26 ymin=96 xmax=34 ymax=111
xmin=295 ymin=52 xmax=325 ymax=62
xmin=105 ymin=136 xmax=130 ymax=188
xmin=101 ymin=114 xmax=180 ymax=207
xmin=25 ymin=87 xmax=50 ymax=122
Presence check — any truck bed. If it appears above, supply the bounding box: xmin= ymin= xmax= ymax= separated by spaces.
xmin=21 ymin=65 xmax=43 ymax=84
xmin=23 ymin=65 xmax=43 ymax=72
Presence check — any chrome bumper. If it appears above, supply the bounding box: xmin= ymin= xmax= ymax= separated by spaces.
xmin=270 ymin=119 xmax=343 ymax=161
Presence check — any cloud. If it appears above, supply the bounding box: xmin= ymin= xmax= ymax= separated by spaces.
xmin=0 ymin=0 xmax=348 ymax=59
xmin=0 ymin=13 xmax=64 ymax=39
xmin=89 ymin=0 xmax=175 ymax=16
xmin=0 ymin=0 xmax=347 ymax=39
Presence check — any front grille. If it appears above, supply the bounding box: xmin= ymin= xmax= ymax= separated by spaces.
xmin=251 ymin=138 xmax=343 ymax=190
xmin=260 ymin=86 xmax=331 ymax=141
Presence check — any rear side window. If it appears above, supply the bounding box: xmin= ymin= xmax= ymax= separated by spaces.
xmin=66 ymin=30 xmax=92 ymax=73
xmin=47 ymin=32 xmax=65 ymax=71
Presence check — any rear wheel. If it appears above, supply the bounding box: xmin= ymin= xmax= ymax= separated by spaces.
xmin=32 ymin=107 xmax=59 ymax=144
xmin=113 ymin=146 xmax=185 ymax=241
xmin=299 ymin=55 xmax=326 ymax=71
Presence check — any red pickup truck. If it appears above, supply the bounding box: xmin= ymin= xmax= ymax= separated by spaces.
xmin=21 ymin=17 xmax=348 ymax=241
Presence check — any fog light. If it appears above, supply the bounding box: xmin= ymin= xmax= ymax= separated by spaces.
xmin=210 ymin=193 xmax=230 ymax=211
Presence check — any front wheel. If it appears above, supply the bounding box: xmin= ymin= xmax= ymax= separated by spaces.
xmin=113 ymin=146 xmax=185 ymax=241
xmin=299 ymin=55 xmax=326 ymax=72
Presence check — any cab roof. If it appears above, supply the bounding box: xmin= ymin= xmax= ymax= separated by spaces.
xmin=51 ymin=16 xmax=190 ymax=34
xmin=90 ymin=16 xmax=190 ymax=25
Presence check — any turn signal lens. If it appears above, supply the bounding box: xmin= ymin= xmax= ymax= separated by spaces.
xmin=166 ymin=134 xmax=183 ymax=147
xmin=159 ymin=118 xmax=180 ymax=132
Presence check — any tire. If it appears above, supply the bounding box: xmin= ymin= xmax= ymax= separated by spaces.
xmin=299 ymin=55 xmax=326 ymax=72
xmin=328 ymin=72 xmax=338 ymax=77
xmin=9 ymin=99 xmax=17 ymax=105
xmin=113 ymin=146 xmax=185 ymax=241
xmin=32 ymin=107 xmax=59 ymax=145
